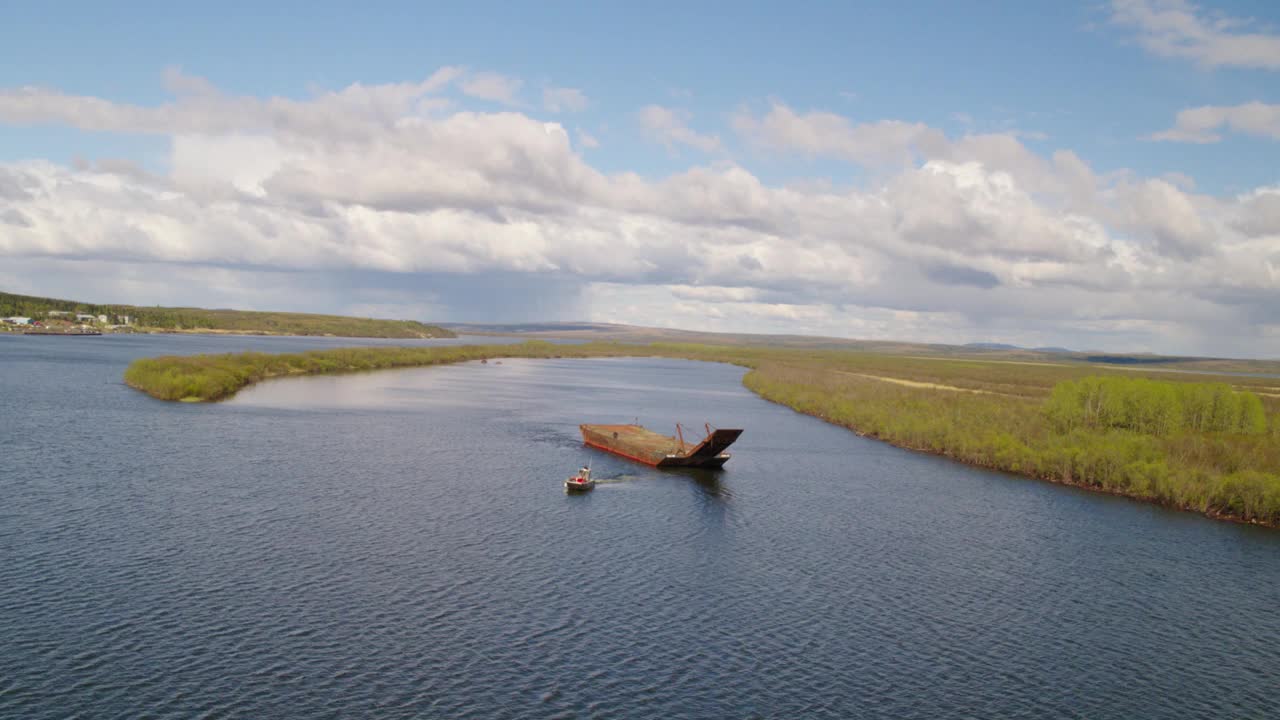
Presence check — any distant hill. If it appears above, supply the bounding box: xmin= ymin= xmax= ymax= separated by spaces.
xmin=966 ymin=343 xmax=1076 ymax=354
xmin=1 ymin=290 xmax=454 ymax=339
xmin=441 ymin=322 xmax=1280 ymax=375
xmin=1083 ymin=355 xmax=1183 ymax=366
xmin=440 ymin=321 xmax=955 ymax=353
xmin=442 ymin=322 xmax=614 ymax=334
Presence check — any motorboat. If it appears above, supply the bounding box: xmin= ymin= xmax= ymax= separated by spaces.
xmin=564 ymin=466 xmax=595 ymax=492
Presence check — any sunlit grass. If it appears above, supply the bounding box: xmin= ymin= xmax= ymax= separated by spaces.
xmin=124 ymin=341 xmax=1280 ymax=526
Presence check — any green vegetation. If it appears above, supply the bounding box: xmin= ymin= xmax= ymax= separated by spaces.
xmin=0 ymin=290 xmax=453 ymax=339
xmin=743 ymin=363 xmax=1278 ymax=526
xmin=1044 ymin=376 xmax=1267 ymax=435
xmin=123 ymin=342 xmax=662 ymax=402
xmin=123 ymin=341 xmax=1280 ymax=527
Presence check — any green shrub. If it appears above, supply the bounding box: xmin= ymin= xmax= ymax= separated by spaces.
xmin=1045 ymin=376 xmax=1266 ymax=435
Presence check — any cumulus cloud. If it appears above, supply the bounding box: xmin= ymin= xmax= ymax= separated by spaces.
xmin=1150 ymin=101 xmax=1280 ymax=143
xmin=638 ymin=105 xmax=721 ymax=153
xmin=0 ymin=65 xmax=465 ymax=137
xmin=543 ymin=86 xmax=588 ymax=113
xmin=1 ymin=208 xmax=32 ymax=227
xmin=1112 ymin=178 xmax=1218 ymax=259
xmin=1231 ymin=186 xmax=1280 ymax=237
xmin=1111 ymin=0 xmax=1280 ymax=69
xmin=733 ymin=103 xmax=948 ymax=166
xmin=884 ymin=161 xmax=1111 ymax=263
xmin=459 ymin=72 xmax=523 ymax=105
xmin=668 ymin=284 xmax=762 ymax=303
xmin=730 ymin=103 xmax=1093 ymax=207
xmin=0 ymin=70 xmax=1277 ymax=355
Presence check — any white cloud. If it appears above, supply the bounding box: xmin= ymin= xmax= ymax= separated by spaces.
xmin=637 ymin=105 xmax=721 ymax=153
xmin=582 ymin=282 xmax=978 ymax=343
xmin=885 ymin=161 xmax=1111 ymax=263
xmin=459 ymin=72 xmax=523 ymax=105
xmin=668 ymin=284 xmax=761 ymax=303
xmin=170 ymin=134 xmax=284 ymax=195
xmin=0 ymin=65 xmax=465 ymax=136
xmin=0 ymin=71 xmax=1278 ymax=355
xmin=543 ymin=86 xmax=588 ymax=113
xmin=1111 ymin=0 xmax=1280 ymax=69
xmin=1112 ymin=178 xmax=1218 ymax=258
xmin=733 ymin=102 xmax=947 ymax=166
xmin=1150 ymin=101 xmax=1280 ymax=143
xmin=575 ymin=128 xmax=600 ymax=149
xmin=1231 ymin=186 xmax=1280 ymax=237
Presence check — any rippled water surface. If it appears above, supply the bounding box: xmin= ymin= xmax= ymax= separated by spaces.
xmin=3 ymin=334 xmax=1279 ymax=719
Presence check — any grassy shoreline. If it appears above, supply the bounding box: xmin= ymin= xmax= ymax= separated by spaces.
xmin=123 ymin=342 xmax=1280 ymax=527
xmin=122 ymin=342 xmax=729 ymax=401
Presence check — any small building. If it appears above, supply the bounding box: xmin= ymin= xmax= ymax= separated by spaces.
xmin=75 ymin=314 xmax=96 ymax=322
xmin=117 ymin=315 xmax=133 ymax=325
xmin=97 ymin=314 xmax=108 ymax=323
xmin=47 ymin=310 xmax=70 ymax=317
xmin=3 ymin=317 xmax=32 ymax=325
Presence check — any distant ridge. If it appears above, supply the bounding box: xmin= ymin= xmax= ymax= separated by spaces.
xmin=966 ymin=343 xmax=1076 ymax=354
xmin=440 ymin=322 xmax=1280 ymax=374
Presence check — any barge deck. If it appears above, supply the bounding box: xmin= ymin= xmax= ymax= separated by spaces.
xmin=579 ymin=423 xmax=743 ymax=469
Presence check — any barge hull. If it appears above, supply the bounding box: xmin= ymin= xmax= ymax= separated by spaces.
xmin=580 ymin=424 xmax=743 ymax=469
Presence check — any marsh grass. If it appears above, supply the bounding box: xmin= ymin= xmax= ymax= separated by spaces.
xmin=124 ymin=341 xmax=1280 ymax=526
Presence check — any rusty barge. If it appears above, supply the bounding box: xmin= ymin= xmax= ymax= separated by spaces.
xmin=579 ymin=423 xmax=743 ymax=469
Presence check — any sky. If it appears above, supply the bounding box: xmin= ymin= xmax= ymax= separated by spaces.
xmin=1 ymin=0 xmax=1279 ymax=356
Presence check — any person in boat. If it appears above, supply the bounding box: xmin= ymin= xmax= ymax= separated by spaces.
xmin=579 ymin=466 xmax=589 ymax=481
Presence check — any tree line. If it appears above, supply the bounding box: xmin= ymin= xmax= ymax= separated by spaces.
xmin=1044 ymin=376 xmax=1267 ymax=436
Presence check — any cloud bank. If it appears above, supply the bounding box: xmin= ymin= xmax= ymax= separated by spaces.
xmin=0 ymin=69 xmax=1277 ymax=355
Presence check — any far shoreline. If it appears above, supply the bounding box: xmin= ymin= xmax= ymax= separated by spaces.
xmin=4 ymin=327 xmax=455 ymax=340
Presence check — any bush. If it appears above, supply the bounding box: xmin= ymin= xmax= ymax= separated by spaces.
xmin=1044 ymin=376 xmax=1266 ymax=435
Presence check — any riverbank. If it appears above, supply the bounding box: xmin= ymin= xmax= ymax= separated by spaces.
xmin=122 ymin=342 xmax=711 ymax=401
xmin=123 ymin=342 xmax=1280 ymax=527
xmin=130 ymin=327 xmax=440 ymax=337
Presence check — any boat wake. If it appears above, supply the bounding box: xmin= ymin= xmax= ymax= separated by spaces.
xmin=591 ymin=474 xmax=643 ymax=485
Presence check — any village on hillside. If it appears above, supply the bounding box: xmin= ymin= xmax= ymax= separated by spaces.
xmin=2 ymin=310 xmax=135 ymax=333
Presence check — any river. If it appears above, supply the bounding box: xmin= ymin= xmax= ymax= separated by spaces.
xmin=2 ymin=334 xmax=1278 ymax=718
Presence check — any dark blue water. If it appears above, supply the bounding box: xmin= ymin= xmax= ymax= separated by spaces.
xmin=3 ymin=334 xmax=1279 ymax=719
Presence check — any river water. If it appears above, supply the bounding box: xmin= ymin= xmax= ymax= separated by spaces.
xmin=2 ymin=334 xmax=1278 ymax=719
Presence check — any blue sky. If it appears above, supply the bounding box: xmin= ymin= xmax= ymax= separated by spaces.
xmin=2 ymin=1 xmax=1274 ymax=188
xmin=1 ymin=1 xmax=1279 ymax=354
